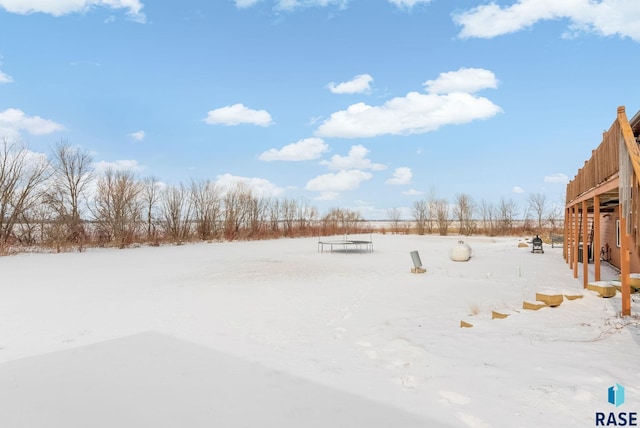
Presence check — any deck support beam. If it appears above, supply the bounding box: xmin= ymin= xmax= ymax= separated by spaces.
xmin=582 ymin=200 xmax=589 ymax=288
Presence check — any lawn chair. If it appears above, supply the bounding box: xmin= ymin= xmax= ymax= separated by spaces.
xmin=532 ymin=235 xmax=544 ymax=254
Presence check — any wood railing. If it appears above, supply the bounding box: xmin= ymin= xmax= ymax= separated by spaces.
xmin=566 ymin=106 xmax=640 ymax=243
xmin=565 ymin=115 xmax=620 ymax=204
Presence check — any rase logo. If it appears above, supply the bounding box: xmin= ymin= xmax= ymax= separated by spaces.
xmin=610 ymin=384 xmax=626 ymax=407
xmin=596 ymin=384 xmax=637 ymax=427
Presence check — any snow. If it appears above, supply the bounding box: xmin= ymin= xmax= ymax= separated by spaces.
xmin=0 ymin=234 xmax=638 ymax=427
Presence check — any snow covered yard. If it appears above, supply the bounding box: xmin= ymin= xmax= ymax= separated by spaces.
xmin=0 ymin=234 xmax=638 ymax=427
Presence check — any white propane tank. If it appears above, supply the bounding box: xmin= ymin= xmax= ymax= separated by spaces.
xmin=450 ymin=240 xmax=472 ymax=262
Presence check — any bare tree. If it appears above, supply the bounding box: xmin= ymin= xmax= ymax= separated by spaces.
xmin=528 ymin=192 xmax=547 ymax=229
xmin=267 ymin=197 xmax=280 ymax=234
xmin=412 ymin=200 xmax=428 ymax=235
xmin=18 ymin=200 xmax=59 ymax=246
xmin=233 ymin=184 xmax=258 ymax=239
xmin=46 ymin=141 xmax=94 ymax=249
xmin=296 ymin=199 xmax=317 ymax=236
xmin=426 ymin=187 xmax=438 ymax=234
xmin=521 ymin=204 xmax=533 ymax=234
xmin=223 ymin=183 xmax=256 ymax=240
xmin=161 ymin=183 xmax=192 ymax=242
xmin=245 ymin=192 xmax=266 ymax=238
xmin=321 ymin=208 xmax=361 ymax=235
xmin=281 ymin=198 xmax=297 ymax=237
xmin=479 ymin=199 xmax=497 ymax=236
xmin=190 ymin=179 xmax=221 ymax=241
xmin=343 ymin=209 xmax=362 ymax=232
xmin=141 ymin=176 xmax=161 ymax=243
xmin=453 ymin=193 xmax=475 ymax=236
xmin=93 ymin=169 xmax=142 ymax=248
xmin=434 ymin=199 xmax=450 ymax=236
xmin=322 ymin=208 xmax=341 ymax=235
xmin=498 ymin=197 xmax=518 ymax=235
xmin=387 ymin=207 xmax=402 ymax=234
xmin=0 ymin=138 xmax=51 ymax=245
xmin=546 ymin=198 xmax=564 ymax=236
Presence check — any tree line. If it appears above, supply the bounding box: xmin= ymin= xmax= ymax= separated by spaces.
xmin=0 ymin=139 xmax=366 ymax=253
xmin=386 ymin=188 xmax=563 ymax=237
xmin=0 ymin=138 xmax=564 ymax=254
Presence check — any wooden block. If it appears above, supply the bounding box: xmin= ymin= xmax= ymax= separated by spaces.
xmin=460 ymin=320 xmax=473 ymax=328
xmin=411 ymin=267 xmax=426 ymax=274
xmin=614 ymin=278 xmax=640 ymax=292
xmin=523 ymin=300 xmax=546 ymax=311
xmin=535 ymin=292 xmax=563 ymax=307
xmin=564 ymin=293 xmax=584 ymax=300
xmin=587 ymin=281 xmax=617 ymax=298
xmin=491 ymin=311 xmax=510 ymax=319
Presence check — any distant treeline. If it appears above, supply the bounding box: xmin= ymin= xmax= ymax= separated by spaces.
xmin=383 ymin=188 xmax=564 ymax=240
xmin=0 ymin=139 xmax=369 ymax=254
xmin=0 ymin=139 xmax=564 ymax=255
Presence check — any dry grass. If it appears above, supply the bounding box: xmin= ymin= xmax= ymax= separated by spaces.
xmin=468 ymin=304 xmax=481 ymax=316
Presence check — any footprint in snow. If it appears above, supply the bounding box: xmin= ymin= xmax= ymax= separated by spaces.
xmin=438 ymin=390 xmax=471 ymax=405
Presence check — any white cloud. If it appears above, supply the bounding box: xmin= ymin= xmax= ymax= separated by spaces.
xmin=316 ymin=92 xmax=501 ymax=138
xmin=0 ymin=70 xmax=12 ymax=83
xmin=259 ymin=137 xmax=328 ymax=161
xmin=308 ymin=115 xmax=322 ymax=125
xmin=204 ymin=103 xmax=273 ymax=127
xmin=0 ymin=127 xmax=19 ymax=142
xmin=306 ymin=169 xmax=372 ymax=192
xmin=235 ymin=0 xmax=261 ymax=8
xmin=512 ymin=186 xmax=525 ymax=194
xmin=320 ymin=145 xmax=386 ymax=171
xmin=453 ymin=0 xmax=640 ymax=42
xmin=215 ymin=173 xmax=284 ymax=198
xmin=242 ymin=0 xmax=430 ymax=11
xmin=94 ymin=159 xmax=144 ymax=173
xmin=315 ymin=70 xmax=501 ymax=138
xmin=424 ymin=68 xmax=498 ymax=95
xmin=387 ymin=0 xmax=432 ymax=8
xmin=544 ymin=173 xmax=569 ymax=184
xmin=314 ymin=192 xmax=340 ymax=201
xmin=402 ymin=188 xmax=423 ymax=196
xmin=0 ymin=0 xmax=146 ymax=23
xmin=0 ymin=108 xmax=64 ymax=136
xmin=327 ymin=74 xmax=374 ymax=94
xmin=130 ymin=130 xmax=145 ymax=141
xmin=386 ymin=167 xmax=413 ymax=185
xmin=274 ymin=0 xmax=348 ymax=11
xmin=0 ymin=55 xmax=11 ymax=83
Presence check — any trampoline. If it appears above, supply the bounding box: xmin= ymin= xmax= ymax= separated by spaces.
xmin=317 ymin=235 xmax=374 ymax=253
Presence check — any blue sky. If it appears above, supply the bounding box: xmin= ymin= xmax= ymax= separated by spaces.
xmin=0 ymin=0 xmax=639 ymax=219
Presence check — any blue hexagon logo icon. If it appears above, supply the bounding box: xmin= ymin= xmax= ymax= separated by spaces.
xmin=608 ymin=384 xmax=625 ymax=407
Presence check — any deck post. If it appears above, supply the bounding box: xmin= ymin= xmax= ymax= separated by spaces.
xmin=564 ymin=207 xmax=570 ymax=264
xmin=620 ymin=216 xmax=631 ymax=316
xmin=573 ymin=205 xmax=579 ymax=278
xmin=582 ymin=200 xmax=588 ymax=288
xmin=594 ymin=195 xmax=601 ymax=281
